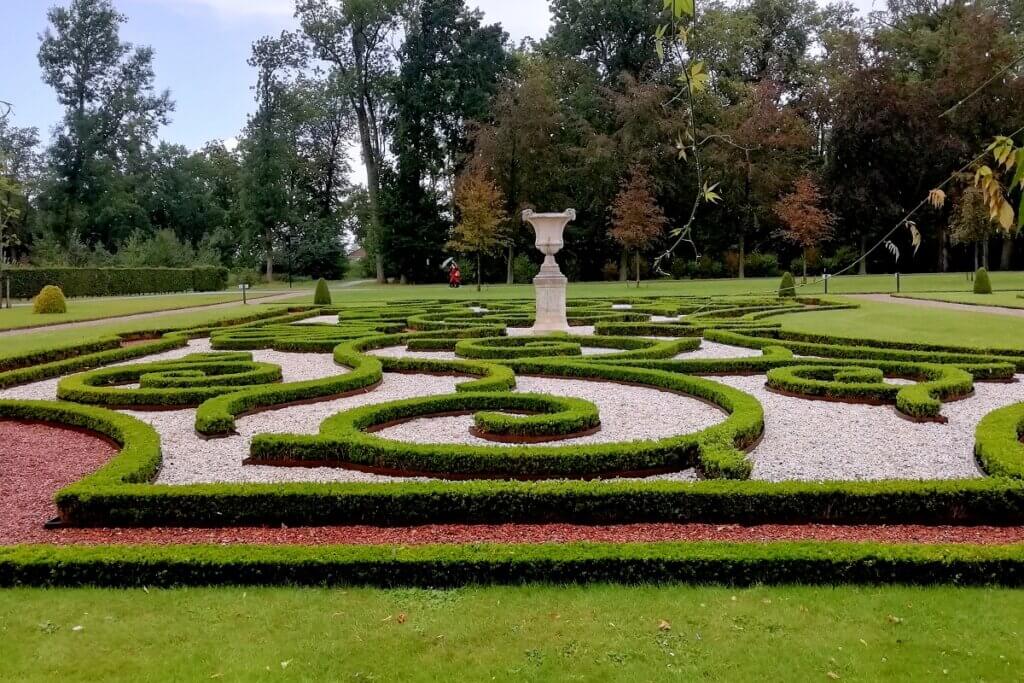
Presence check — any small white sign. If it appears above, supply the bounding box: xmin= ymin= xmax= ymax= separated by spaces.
xmin=238 ymin=284 xmax=250 ymax=290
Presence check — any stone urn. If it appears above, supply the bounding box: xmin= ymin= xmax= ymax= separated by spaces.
xmin=521 ymin=209 xmax=575 ymax=334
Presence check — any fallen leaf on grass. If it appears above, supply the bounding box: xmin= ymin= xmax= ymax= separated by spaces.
xmin=397 ymin=613 xmax=407 ymax=624
xmin=887 ymin=615 xmax=903 ymax=624
xmin=826 ymin=672 xmax=840 ymax=680
xmin=658 ymin=620 xmax=672 ymax=631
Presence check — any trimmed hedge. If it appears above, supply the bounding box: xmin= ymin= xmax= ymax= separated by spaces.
xmin=2 ymin=541 xmax=1024 ymax=587
xmin=32 ymin=285 xmax=66 ymax=313
xmin=9 ymin=266 xmax=229 ymax=298
xmin=765 ymin=362 xmax=974 ymax=418
xmin=974 ymin=402 xmax=1024 ymax=478
xmin=974 ymin=267 xmax=992 ymax=294
xmin=314 ymin=278 xmax=332 ymax=305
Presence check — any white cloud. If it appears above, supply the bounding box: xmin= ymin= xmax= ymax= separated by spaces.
xmin=137 ymin=0 xmax=294 ymax=18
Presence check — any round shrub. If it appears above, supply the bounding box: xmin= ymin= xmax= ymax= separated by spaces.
xmin=974 ymin=267 xmax=992 ymax=294
xmin=33 ymin=285 xmax=67 ymax=314
xmin=778 ymin=271 xmax=796 ymax=298
xmin=313 ymin=278 xmax=332 ymax=305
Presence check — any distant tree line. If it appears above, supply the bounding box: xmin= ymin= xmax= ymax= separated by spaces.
xmin=1 ymin=0 xmax=1022 ymax=285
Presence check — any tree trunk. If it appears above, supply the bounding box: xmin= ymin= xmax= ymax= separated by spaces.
xmin=506 ymin=245 xmax=514 ymax=284
xmin=264 ymin=227 xmax=274 ymax=282
xmin=634 ymin=251 xmax=641 ymax=288
xmin=802 ymin=249 xmax=808 ymax=284
xmin=351 ymin=92 xmax=386 ymax=284
xmin=619 ymin=250 xmax=628 ymax=282
xmin=476 ymin=252 xmax=482 ymax=292
xmin=938 ymin=227 xmax=949 ymax=272
xmin=1000 ymin=237 xmax=1014 ymax=270
xmin=982 ymin=239 xmax=989 ymax=269
xmin=858 ymin=235 xmax=867 ymax=275
xmin=973 ymin=242 xmax=979 ymax=271
xmin=738 ymin=233 xmax=745 ymax=279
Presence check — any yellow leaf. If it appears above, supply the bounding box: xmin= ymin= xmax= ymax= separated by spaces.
xmin=927 ymin=189 xmax=946 ymax=209
xmin=998 ymin=201 xmax=1014 ymax=230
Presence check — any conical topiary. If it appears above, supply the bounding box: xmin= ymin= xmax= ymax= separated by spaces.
xmin=33 ymin=285 xmax=67 ymax=314
xmin=313 ymin=278 xmax=332 ymax=305
xmin=778 ymin=271 xmax=796 ymax=298
xmin=974 ymin=267 xmax=992 ymax=294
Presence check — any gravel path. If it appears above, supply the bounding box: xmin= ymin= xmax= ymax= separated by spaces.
xmin=676 ymin=341 xmax=762 ymax=360
xmin=847 ymin=293 xmax=1024 ymax=318
xmin=291 ymin=315 xmax=340 ymax=325
xmin=713 ymin=374 xmax=1020 ymax=481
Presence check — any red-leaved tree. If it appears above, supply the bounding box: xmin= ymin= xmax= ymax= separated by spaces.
xmin=609 ymin=165 xmax=668 ymax=287
xmin=774 ymin=174 xmax=835 ymax=283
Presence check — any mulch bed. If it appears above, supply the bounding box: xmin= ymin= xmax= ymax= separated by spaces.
xmin=4 ymin=419 xmax=1024 ymax=547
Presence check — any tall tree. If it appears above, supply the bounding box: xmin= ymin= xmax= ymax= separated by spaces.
xmin=389 ymin=0 xmax=509 ymax=283
xmin=608 ymin=165 xmax=667 ymax=287
xmin=774 ymin=174 xmax=834 ymax=282
xmin=449 ymin=168 xmax=509 ymax=290
xmin=297 ymin=0 xmax=404 ymax=283
xmin=544 ymin=0 xmax=660 ymax=80
xmin=36 ymin=0 xmax=173 ymax=247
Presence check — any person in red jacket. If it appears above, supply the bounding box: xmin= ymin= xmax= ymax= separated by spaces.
xmin=448 ymin=262 xmax=461 ymax=288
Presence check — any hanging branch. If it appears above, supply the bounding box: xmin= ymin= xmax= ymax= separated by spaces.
xmin=651 ymin=0 xmax=722 ymax=275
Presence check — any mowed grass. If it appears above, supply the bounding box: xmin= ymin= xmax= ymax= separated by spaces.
xmin=283 ymin=270 xmax=1024 ymax=305
xmin=775 ymin=298 xmax=1024 ymax=348
xmin=1 ymin=584 xmax=1022 ymax=681
xmin=0 ymin=291 xmax=276 ymax=331
xmin=0 ymin=304 xmax=289 ymax=358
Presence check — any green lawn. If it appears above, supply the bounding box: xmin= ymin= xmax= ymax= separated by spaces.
xmin=291 ymin=271 xmax=1024 ymax=305
xmin=0 ymin=584 xmax=1021 ymax=681
xmin=775 ymin=297 xmax=1024 ymax=348
xmin=0 ymin=304 xmax=288 ymax=358
xmin=0 ymin=291 xmax=274 ymax=331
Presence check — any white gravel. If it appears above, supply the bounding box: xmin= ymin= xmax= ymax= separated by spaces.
xmin=375 ymin=376 xmax=725 ymax=448
xmin=506 ymin=325 xmax=596 ymax=337
xmin=369 ymin=346 xmax=458 ymax=361
xmin=291 ymin=315 xmax=340 ymax=325
xmin=675 ymin=341 xmax=762 ymax=360
xmin=710 ymin=374 xmax=1021 ymax=481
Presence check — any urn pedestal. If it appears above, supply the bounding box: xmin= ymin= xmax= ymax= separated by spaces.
xmin=521 ymin=209 xmax=575 ymax=334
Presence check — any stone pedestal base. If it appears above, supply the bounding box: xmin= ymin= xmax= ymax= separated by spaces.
xmin=530 ymin=273 xmax=570 ymax=334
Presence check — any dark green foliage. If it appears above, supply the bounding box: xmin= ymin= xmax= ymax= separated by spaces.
xmin=974 ymin=267 xmax=992 ymax=294
xmin=32 ymin=285 xmax=66 ymax=314
xmin=314 ymin=278 xmax=332 ymax=305
xmin=4 ymin=541 xmax=1024 ymax=588
xmin=974 ymin=402 xmax=1024 ymax=478
xmin=9 ymin=267 xmax=227 ymax=298
xmin=778 ymin=271 xmax=796 ymax=297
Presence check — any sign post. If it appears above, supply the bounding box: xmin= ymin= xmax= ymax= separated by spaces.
xmin=239 ymin=283 xmax=250 ymax=305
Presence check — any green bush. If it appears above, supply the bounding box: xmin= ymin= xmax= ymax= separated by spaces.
xmin=314 ymin=278 xmax=332 ymax=305
xmin=974 ymin=267 xmax=992 ymax=294
xmin=778 ymin=271 xmax=796 ymax=298
xmin=744 ymin=252 xmax=780 ymax=277
xmin=32 ymin=285 xmax=66 ymax=314
xmin=9 ymin=267 xmax=227 ymax=298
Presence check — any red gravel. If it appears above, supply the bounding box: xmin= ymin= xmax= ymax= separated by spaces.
xmin=0 ymin=420 xmax=117 ymax=543
xmin=4 ymin=420 xmax=1024 ymax=547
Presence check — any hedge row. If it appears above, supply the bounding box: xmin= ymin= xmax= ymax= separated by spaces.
xmin=6 ymin=266 xmax=228 ymax=298
xmin=250 ymin=392 xmax=615 ymax=477
xmin=56 ymin=354 xmax=283 ymax=408
xmin=3 ymin=541 xmax=1024 ymax=587
xmin=765 ymin=362 xmax=974 ymax=418
xmin=974 ymin=402 xmax=1024 ymax=478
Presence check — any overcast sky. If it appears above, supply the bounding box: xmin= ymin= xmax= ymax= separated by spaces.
xmin=3 ymin=0 xmax=882 ymax=156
